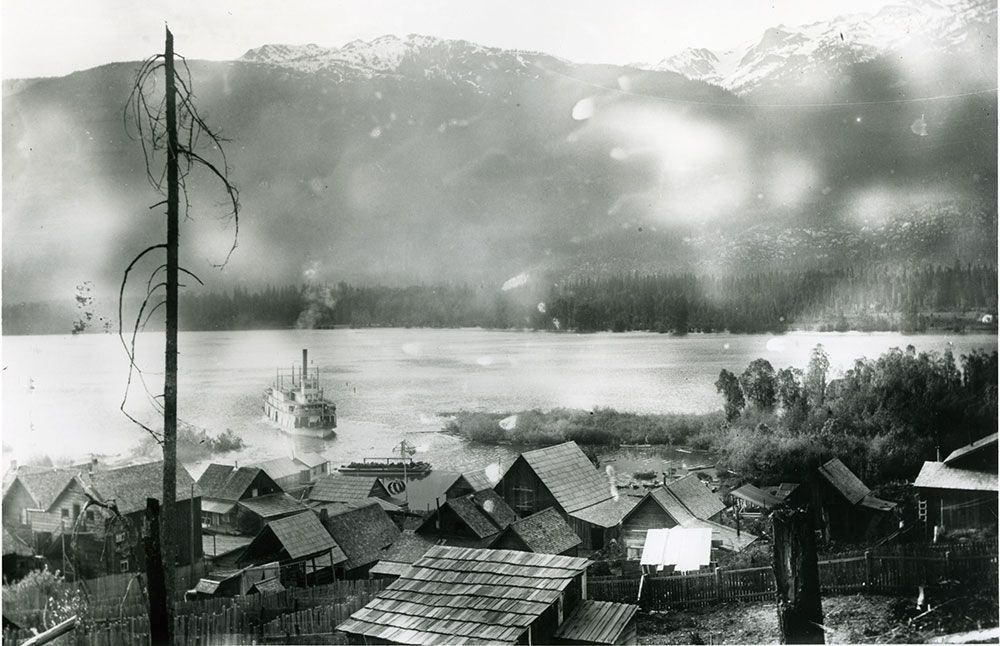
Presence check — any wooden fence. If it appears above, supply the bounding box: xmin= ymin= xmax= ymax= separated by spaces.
xmin=589 ymin=547 xmax=998 ymax=611
xmin=1 ymin=579 xmax=388 ymax=646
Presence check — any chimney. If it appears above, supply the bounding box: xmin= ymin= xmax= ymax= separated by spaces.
xmin=319 ymin=508 xmax=329 ymax=525
xmin=302 ymin=349 xmax=309 ymax=385
xmin=89 ymin=456 xmax=98 ymax=476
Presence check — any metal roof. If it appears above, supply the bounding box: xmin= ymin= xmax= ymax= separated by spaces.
xmin=818 ymin=458 xmax=871 ymax=505
xmin=915 ymin=461 xmax=999 ymax=492
xmin=293 ymin=452 xmax=328 ymax=469
xmin=666 ymin=475 xmax=725 ymax=519
xmin=944 ymin=433 xmax=999 ymax=467
xmin=640 ymin=527 xmax=712 ymax=572
xmin=731 ymin=483 xmax=785 ymax=510
xmin=254 ymin=457 xmax=302 ymax=481
xmin=518 ymin=442 xmax=613 ymax=514
xmin=500 ymin=507 xmax=581 ymax=554
xmin=337 ymin=545 xmax=591 ymax=644
xmin=553 ymin=600 xmax=638 ymax=645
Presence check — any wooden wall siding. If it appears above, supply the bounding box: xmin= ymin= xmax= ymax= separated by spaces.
xmin=24 ymin=480 xmax=107 ymax=536
xmin=923 ymin=490 xmax=998 ymax=532
xmin=2 ymin=481 xmax=37 ymax=527
xmin=620 ymin=498 xmax=679 ymax=556
xmin=497 ymin=459 xmax=561 ymax=518
xmin=243 ymin=472 xmax=280 ymax=499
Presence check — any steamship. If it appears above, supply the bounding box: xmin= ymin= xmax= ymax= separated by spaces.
xmin=263 ymin=349 xmax=337 ymax=439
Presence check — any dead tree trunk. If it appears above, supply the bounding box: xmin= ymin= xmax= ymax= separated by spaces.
xmin=162 ymin=25 xmax=179 ymax=641
xmin=772 ymin=507 xmax=824 ymax=644
xmin=145 ymin=498 xmax=169 ymax=646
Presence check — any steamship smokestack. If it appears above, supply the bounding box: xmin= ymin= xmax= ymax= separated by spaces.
xmin=303 ymin=349 xmax=308 ymax=385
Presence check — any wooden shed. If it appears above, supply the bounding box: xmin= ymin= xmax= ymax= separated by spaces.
xmin=339 ymin=545 xmax=637 ymax=645
xmin=915 ymin=433 xmax=998 ymax=537
xmin=237 ymin=512 xmax=347 ymax=586
xmin=807 ymin=458 xmax=897 ymax=543
xmin=490 ymin=507 xmax=582 ymax=556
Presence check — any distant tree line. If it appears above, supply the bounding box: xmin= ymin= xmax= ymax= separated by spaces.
xmin=714 ymin=345 xmax=999 ymax=485
xmin=173 ymin=264 xmax=997 ymax=333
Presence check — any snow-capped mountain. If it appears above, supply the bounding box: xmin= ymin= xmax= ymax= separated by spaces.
xmin=650 ymin=0 xmax=996 ymax=97
xmin=240 ymin=34 xmax=536 ymax=80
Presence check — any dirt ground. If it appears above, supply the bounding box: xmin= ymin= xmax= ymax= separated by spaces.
xmin=637 ymin=592 xmax=1000 ymax=644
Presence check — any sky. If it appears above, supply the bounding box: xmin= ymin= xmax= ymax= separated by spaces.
xmin=2 ymin=0 xmax=901 ymax=79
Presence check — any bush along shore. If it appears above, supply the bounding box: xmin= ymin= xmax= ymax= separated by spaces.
xmin=443 ymin=344 xmax=999 ymax=489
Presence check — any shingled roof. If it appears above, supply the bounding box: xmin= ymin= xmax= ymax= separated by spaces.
xmin=309 ymin=474 xmax=387 ymax=503
xmin=86 ymin=461 xmax=198 ymax=515
xmin=323 ymin=502 xmax=401 ymax=571
xmin=239 ymin=512 xmax=345 ymax=565
xmin=9 ymin=469 xmax=77 ymax=510
xmin=443 ymin=490 xmax=517 ymax=539
xmin=667 ymin=475 xmax=725 ymax=519
xmin=518 ymin=441 xmax=612 ymax=514
xmin=197 ymin=465 xmax=271 ymax=502
xmin=915 ymin=461 xmax=999 ymax=492
xmin=731 ymin=484 xmax=785 ymax=510
xmin=197 ymin=464 xmax=236 ymax=497
xmin=944 ymin=433 xmax=999 ymax=468
xmin=495 ymin=507 xmax=582 ymax=555
xmin=238 ymin=493 xmax=306 ymax=519
xmin=338 ymin=546 xmax=592 ymax=645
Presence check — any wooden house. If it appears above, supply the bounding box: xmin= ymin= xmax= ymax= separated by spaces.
xmin=806 ymin=458 xmax=897 ymax=543
xmin=416 ymin=489 xmax=516 ymax=545
xmin=320 ymin=502 xmax=402 ymax=579
xmin=197 ymin=464 xmax=282 ymax=532
xmin=494 ymin=441 xmax=625 ymax=551
xmin=620 ymin=478 xmax=755 ymax=560
xmin=2 ymin=527 xmax=38 ymax=582
xmin=254 ymin=457 xmax=307 ymax=492
xmin=338 ymin=545 xmax=638 ymax=645
xmin=445 ymin=470 xmax=494 ymax=499
xmin=309 ymin=474 xmax=392 ymax=504
xmin=490 ymin=507 xmax=582 ymax=556
xmin=3 ymin=468 xmax=79 ymax=530
xmin=915 ymin=433 xmax=998 ymax=537
xmin=553 ymin=600 xmax=638 ymax=645
xmin=293 ymin=452 xmax=330 ymax=481
xmin=236 ymin=512 xmax=347 ymax=587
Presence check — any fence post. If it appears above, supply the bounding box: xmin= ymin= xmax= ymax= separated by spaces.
xmin=715 ymin=567 xmax=723 ymax=602
xmin=864 ymin=550 xmax=872 ymax=590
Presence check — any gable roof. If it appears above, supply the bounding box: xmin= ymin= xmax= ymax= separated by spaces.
xmin=323 ymin=503 xmax=401 ymax=571
xmin=198 ymin=465 xmax=273 ymax=502
xmin=497 ymin=507 xmax=582 ymax=554
xmin=309 ymin=475 xmax=385 ymax=503
xmin=915 ymin=461 xmax=999 ymax=492
xmin=202 ymin=533 xmax=252 ymax=558
xmin=293 ymin=452 xmax=328 ymax=469
xmin=554 ymin=600 xmax=638 ymax=645
xmin=10 ymin=469 xmax=77 ymax=510
xmin=238 ymin=493 xmax=306 ymax=519
xmin=241 ymin=512 xmax=345 ymax=564
xmin=445 ymin=490 xmax=517 ymax=539
xmin=666 ymin=475 xmax=725 ymax=520
xmin=3 ymin=527 xmax=34 ymax=557
xmin=944 ymin=433 xmax=999 ymax=468
xmin=86 ymin=461 xmax=198 ymax=515
xmin=518 ymin=441 xmax=611 ymax=514
xmin=818 ymin=458 xmax=871 ymax=505
xmin=731 ymin=483 xmax=785 ymax=510
xmin=254 ymin=457 xmax=302 ymax=482
xmin=338 ymin=546 xmax=592 ymax=645
xmin=449 ymin=469 xmax=494 ymax=495
xmin=623 ymin=486 xmax=696 ymax=527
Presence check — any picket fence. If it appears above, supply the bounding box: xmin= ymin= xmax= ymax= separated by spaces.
xmin=1 ymin=579 xmax=388 ymax=646
xmin=589 ymin=546 xmax=999 ymax=611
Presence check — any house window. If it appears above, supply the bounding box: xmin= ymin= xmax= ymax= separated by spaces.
xmin=61 ymin=508 xmax=70 ymax=519
xmin=201 ymin=513 xmax=213 ymax=526
xmin=20 ymin=508 xmax=28 ymax=525
xmin=115 ymin=531 xmax=126 ymax=544
xmin=512 ymin=486 xmax=533 ymax=514
xmin=86 ymin=510 xmax=95 ymax=522
xmin=73 ymin=504 xmax=81 ymax=519
xmin=119 ymin=558 xmax=130 ymax=573
xmin=251 ymin=488 xmax=259 ymax=497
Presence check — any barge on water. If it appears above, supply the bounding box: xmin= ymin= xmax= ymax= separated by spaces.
xmin=338 ymin=457 xmax=431 ymax=476
xmin=263 ymin=349 xmax=337 ymax=439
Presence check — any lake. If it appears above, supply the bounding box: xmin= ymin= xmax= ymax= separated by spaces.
xmin=2 ymin=328 xmax=995 ymax=500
